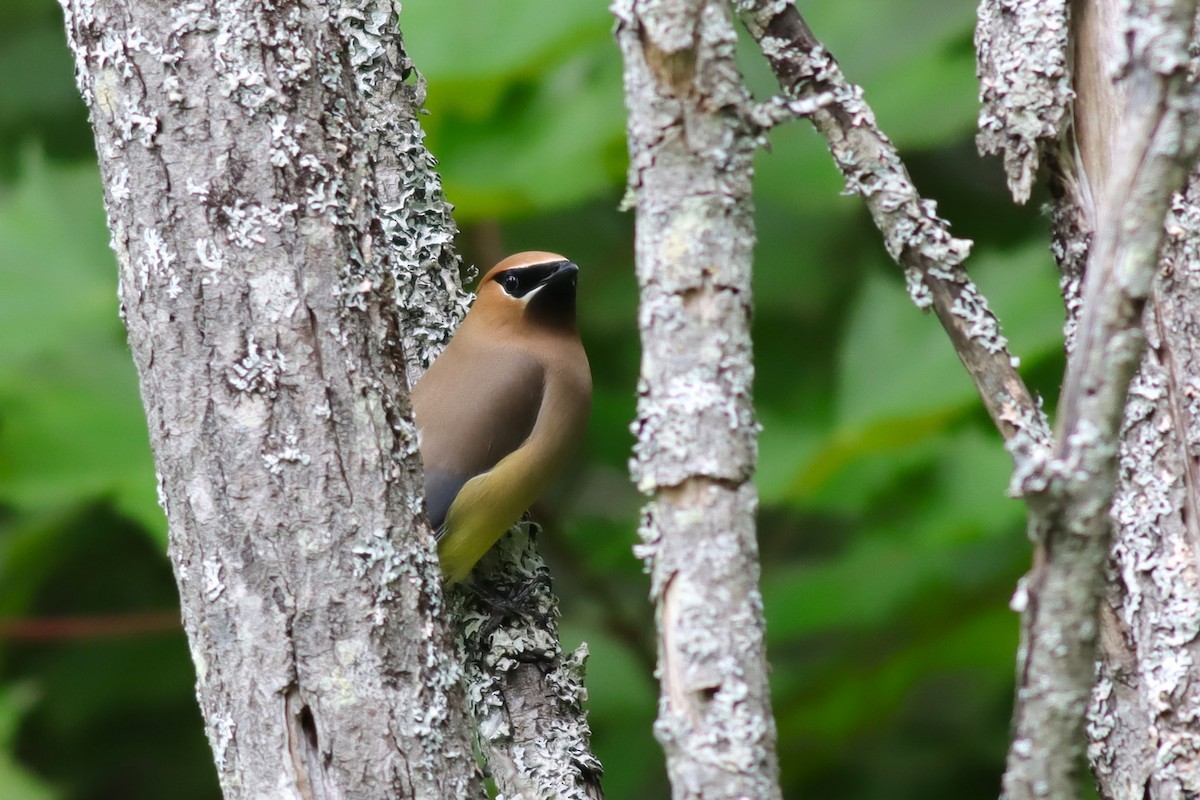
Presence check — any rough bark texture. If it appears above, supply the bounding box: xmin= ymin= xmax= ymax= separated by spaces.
xmin=740 ymin=0 xmax=1200 ymax=797
xmin=454 ymin=525 xmax=604 ymax=800
xmin=58 ymin=0 xmax=482 ymax=796
xmin=1081 ymin=39 xmax=1200 ymax=800
xmin=737 ymin=0 xmax=1051 ymax=458
xmin=614 ymin=1 xmax=782 ymax=798
xmin=1002 ymin=0 xmax=1200 ymax=798
xmin=1090 ymin=234 xmax=1200 ymax=796
xmin=975 ymin=0 xmax=1073 ymax=203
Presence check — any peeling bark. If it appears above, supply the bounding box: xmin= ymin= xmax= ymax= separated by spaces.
xmin=975 ymin=0 xmax=1073 ymax=203
xmin=58 ymin=0 xmax=482 ymax=795
xmin=614 ymin=1 xmax=781 ymax=798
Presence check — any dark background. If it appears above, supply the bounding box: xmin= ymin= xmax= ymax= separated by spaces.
xmin=0 ymin=1 xmax=1068 ymax=798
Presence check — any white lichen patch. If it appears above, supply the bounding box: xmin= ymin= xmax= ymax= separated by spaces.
xmin=202 ymin=558 xmax=225 ymax=601
xmin=453 ymin=525 xmax=601 ymax=799
xmin=210 ymin=1 xmax=313 ymax=111
xmin=109 ymin=165 xmax=131 ymax=205
xmin=632 ymin=368 xmax=757 ymax=492
xmin=975 ymin=0 xmax=1071 ymax=203
xmin=208 ymin=712 xmax=236 ymax=771
xmin=155 ymin=470 xmax=171 ymax=517
xmin=261 ymin=432 xmax=311 ymax=475
xmin=135 ymin=226 xmax=183 ymax=299
xmin=1093 ymin=342 xmax=1200 ymax=789
xmin=949 ymin=281 xmax=1010 ymax=354
xmin=350 ymin=527 xmax=408 ymax=617
xmin=905 ymin=266 xmax=933 ymax=310
xmin=195 ymin=238 xmax=226 ymax=285
xmin=227 ymin=338 xmax=285 ymax=396
xmin=220 ymin=199 xmax=299 ymax=249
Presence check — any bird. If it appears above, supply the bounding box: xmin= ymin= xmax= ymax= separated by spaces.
xmin=412 ymin=251 xmax=592 ymax=584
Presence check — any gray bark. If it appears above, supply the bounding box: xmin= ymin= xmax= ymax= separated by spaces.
xmin=996 ymin=0 xmax=1200 ymax=798
xmin=58 ymin=0 xmax=482 ymax=796
xmin=740 ymin=0 xmax=1200 ymax=797
xmin=1072 ymin=4 xmax=1200 ymax=792
xmin=614 ymin=1 xmax=781 ymax=799
xmin=975 ymin=0 xmax=1072 ymax=204
xmin=1089 ymin=207 xmax=1200 ymax=795
xmin=454 ymin=526 xmax=604 ymax=800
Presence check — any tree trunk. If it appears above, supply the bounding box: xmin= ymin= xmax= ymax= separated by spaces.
xmin=58 ymin=0 xmax=481 ymax=796
xmin=980 ymin=0 xmax=1200 ymax=796
xmin=615 ymin=1 xmax=782 ymax=798
xmin=1087 ymin=166 xmax=1200 ymax=800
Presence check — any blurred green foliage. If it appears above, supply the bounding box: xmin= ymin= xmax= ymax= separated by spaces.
xmin=0 ymin=1 xmax=1066 ymax=798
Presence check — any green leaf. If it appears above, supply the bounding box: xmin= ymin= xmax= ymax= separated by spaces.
xmin=427 ymin=40 xmax=627 ymax=220
xmin=405 ymin=3 xmax=625 ymax=220
xmin=0 ymin=683 xmax=58 ymax=800
xmin=764 ymin=426 xmax=1024 ymax=638
xmin=0 ymin=29 xmax=80 ymax=125
xmin=836 ymin=263 xmax=977 ymax=425
xmin=402 ymin=1 xmax=612 ymax=83
xmin=970 ymin=241 xmax=1065 ymax=368
xmin=0 ymin=153 xmax=162 ymax=539
xmin=836 ymin=241 xmax=1061 ymax=427
xmin=771 ymin=606 xmax=1018 ymax=749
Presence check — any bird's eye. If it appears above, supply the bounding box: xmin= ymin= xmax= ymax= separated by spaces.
xmin=501 ymin=273 xmax=521 ymax=294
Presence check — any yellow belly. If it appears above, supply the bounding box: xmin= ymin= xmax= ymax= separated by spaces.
xmin=436 ymin=466 xmax=542 ymax=584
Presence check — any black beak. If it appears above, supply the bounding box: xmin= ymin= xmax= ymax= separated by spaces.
xmin=539 ymin=261 xmax=578 ymax=289
xmin=527 ymin=261 xmax=579 ymax=328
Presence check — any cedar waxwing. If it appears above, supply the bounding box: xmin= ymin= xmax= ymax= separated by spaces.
xmin=413 ymin=252 xmax=592 ymax=583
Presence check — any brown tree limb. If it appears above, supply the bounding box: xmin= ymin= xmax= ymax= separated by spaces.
xmin=736 ymin=0 xmax=1051 ymax=457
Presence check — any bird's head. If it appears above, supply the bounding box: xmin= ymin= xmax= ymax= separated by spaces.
xmin=474 ymin=251 xmax=581 ymax=332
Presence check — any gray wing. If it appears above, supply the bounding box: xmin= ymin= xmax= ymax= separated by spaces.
xmin=413 ymin=344 xmax=545 ymax=534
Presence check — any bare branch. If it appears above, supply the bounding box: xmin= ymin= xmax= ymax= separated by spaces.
xmin=614 ymin=0 xmax=782 ymax=798
xmin=975 ymin=0 xmax=1073 ymax=203
xmin=736 ymin=0 xmax=1051 ymax=454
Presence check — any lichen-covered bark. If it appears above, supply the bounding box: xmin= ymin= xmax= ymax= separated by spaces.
xmin=1087 ymin=174 xmax=1200 ymax=800
xmin=337 ymin=1 xmax=470 ymax=379
xmin=975 ymin=0 xmax=1073 ymax=203
xmin=1001 ymin=0 xmax=1200 ymax=798
xmin=58 ymin=0 xmax=481 ymax=796
xmin=614 ymin=1 xmax=781 ymax=798
xmin=454 ymin=526 xmax=604 ymax=800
